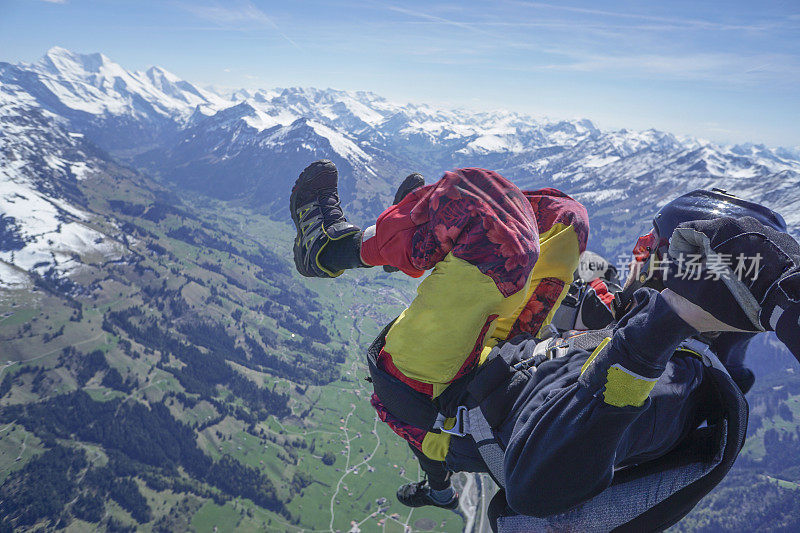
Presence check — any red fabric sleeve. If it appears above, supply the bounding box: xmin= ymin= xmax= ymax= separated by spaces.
xmin=360 ymin=187 xmax=430 ymax=277
xmin=524 ymin=188 xmax=589 ymax=254
xmin=361 ymin=168 xmax=540 ymax=296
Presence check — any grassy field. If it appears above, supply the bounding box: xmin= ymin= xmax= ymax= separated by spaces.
xmin=184 ymin=260 xmax=463 ymax=532
xmin=0 ymin=424 xmax=43 ymax=483
xmin=5 ymin=172 xmax=800 ymax=532
xmin=0 ymin=195 xmax=464 ymax=532
xmin=741 ymin=386 xmax=800 ymax=461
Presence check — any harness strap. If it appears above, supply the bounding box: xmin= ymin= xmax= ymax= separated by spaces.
xmin=550 ymin=282 xmax=584 ymax=332
xmin=564 ymin=326 xmax=616 ymax=352
xmin=465 ymin=330 xmax=614 ymax=491
xmin=680 ymin=338 xmax=727 ymax=370
xmin=468 ymin=406 xmax=507 ymax=489
xmin=367 ymin=318 xmax=479 ymax=434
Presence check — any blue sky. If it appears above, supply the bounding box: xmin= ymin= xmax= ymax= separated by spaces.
xmin=1 ymin=0 xmax=798 ymax=146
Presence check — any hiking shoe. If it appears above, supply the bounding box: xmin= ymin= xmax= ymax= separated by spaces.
xmin=290 ymin=160 xmax=360 ymax=278
xmin=396 ymin=478 xmax=459 ymax=510
xmin=392 ymin=172 xmax=425 ymax=205
xmin=384 ymin=172 xmax=425 ymax=273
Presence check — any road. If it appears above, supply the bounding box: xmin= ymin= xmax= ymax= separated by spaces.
xmin=459 ymin=474 xmax=477 ymax=532
xmin=329 ymin=280 xmax=505 ymax=533
xmin=326 ymin=293 xmax=393 ymax=533
xmin=457 ymin=473 xmax=496 ymax=533
xmin=474 ymin=475 xmax=496 ymax=533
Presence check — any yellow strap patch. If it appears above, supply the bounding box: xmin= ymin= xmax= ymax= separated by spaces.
xmin=580 ymin=337 xmax=611 ymax=375
xmin=603 ymin=364 xmax=658 ymax=408
xmin=421 ymin=425 xmax=453 ymax=461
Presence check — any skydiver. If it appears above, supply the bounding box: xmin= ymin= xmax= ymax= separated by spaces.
xmin=288 ymin=160 xmax=799 ymax=524
xmin=291 ymin=160 xmax=587 ymax=508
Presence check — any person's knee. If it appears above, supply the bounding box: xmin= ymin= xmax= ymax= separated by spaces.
xmin=504 ymin=455 xmax=609 ymax=517
xmin=504 ymin=475 xmax=589 ymax=518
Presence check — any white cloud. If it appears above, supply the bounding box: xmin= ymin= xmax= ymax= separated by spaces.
xmin=510 ymin=1 xmax=777 ymax=32
xmin=386 ymin=6 xmax=493 ymax=36
xmin=178 ymin=1 xmax=300 ymax=48
xmin=536 ymin=51 xmax=800 ymax=85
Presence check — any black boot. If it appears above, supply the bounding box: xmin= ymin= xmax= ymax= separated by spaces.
xmin=396 ymin=477 xmax=458 ymax=510
xmin=290 ymin=160 xmax=361 ymax=277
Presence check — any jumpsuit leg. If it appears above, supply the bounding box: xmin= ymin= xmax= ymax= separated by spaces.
xmin=500 ymin=288 xmax=702 ymax=517
xmin=361 ymin=169 xmax=587 ymax=488
xmin=408 ymin=443 xmax=452 ymax=490
xmin=361 ymin=168 xmax=542 ymax=387
xmin=408 ymin=436 xmax=490 ymax=490
xmin=363 ymin=169 xmax=542 ymax=483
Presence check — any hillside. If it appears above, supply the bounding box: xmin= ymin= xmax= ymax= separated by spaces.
xmin=672 ymin=368 xmax=800 ymax=532
xmin=1 ymin=47 xmax=799 ymax=532
xmin=0 ymin=150 xmax=459 ymax=531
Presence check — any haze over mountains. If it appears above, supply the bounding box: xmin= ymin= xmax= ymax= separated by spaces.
xmin=1 ymin=47 xmax=799 ymax=531
xmin=3 ymin=45 xmax=798 ymax=376
xmin=2 ymin=46 xmax=800 ymax=278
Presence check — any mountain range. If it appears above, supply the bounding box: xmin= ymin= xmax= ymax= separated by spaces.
xmin=4 ymin=47 xmax=800 ymax=277
xmin=1 ymin=47 xmax=799 ymax=532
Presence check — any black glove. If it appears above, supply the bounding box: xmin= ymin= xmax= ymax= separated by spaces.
xmin=663 ymin=216 xmax=800 ymax=359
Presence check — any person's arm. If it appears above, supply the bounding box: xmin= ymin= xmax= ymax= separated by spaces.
xmin=503 ymin=288 xmax=697 ymax=516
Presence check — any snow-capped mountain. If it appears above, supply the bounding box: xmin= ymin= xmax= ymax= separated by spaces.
xmin=32 ymin=47 xmax=228 ymax=118
xmin=1 ymin=47 xmax=230 ymax=151
xmin=142 ymin=82 xmax=800 ymax=258
xmin=0 ymin=71 xmax=124 ymax=283
xmin=1 ymin=47 xmax=800 ymax=275
xmin=137 ymin=82 xmax=800 ymax=248
xmin=135 ymin=95 xmax=404 ymax=215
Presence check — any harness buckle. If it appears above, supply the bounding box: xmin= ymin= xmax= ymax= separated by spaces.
xmin=548 ymin=339 xmax=570 ymax=360
xmin=512 ymin=337 xmax=570 ymax=371
xmin=432 ymin=405 xmax=469 ymax=437
xmin=679 ymin=338 xmax=727 ymax=372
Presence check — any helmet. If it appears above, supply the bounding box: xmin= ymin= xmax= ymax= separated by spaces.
xmin=616 ymin=189 xmax=786 ymax=314
xmin=634 ymin=188 xmax=786 ymax=267
xmin=653 ymin=188 xmax=786 ymax=248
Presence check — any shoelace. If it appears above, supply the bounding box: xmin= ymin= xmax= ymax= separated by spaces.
xmin=400 ymin=475 xmax=429 ymax=497
xmin=300 ymin=190 xmax=344 ymax=225
xmin=297 ymin=194 xmax=346 ymax=243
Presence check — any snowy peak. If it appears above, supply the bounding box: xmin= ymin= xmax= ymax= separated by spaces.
xmin=266 ymin=86 xmax=396 ymax=131
xmin=188 ymin=100 xmax=291 ymax=133
xmin=145 ymin=65 xmax=182 ymax=86
xmin=229 ymin=88 xmax=281 ymax=103
xmin=143 ymin=65 xmax=230 ymax=112
xmin=18 ymin=48 xmax=231 ymax=126
xmin=38 ymin=46 xmax=118 ymax=77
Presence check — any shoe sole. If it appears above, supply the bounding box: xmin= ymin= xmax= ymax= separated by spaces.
xmin=396 ymin=497 xmax=459 ymax=510
xmin=393 ymin=172 xmax=425 ymax=204
xmin=289 ymin=160 xmax=338 ymax=276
